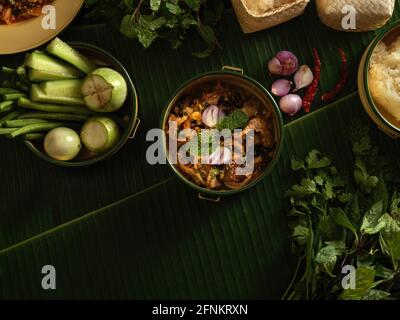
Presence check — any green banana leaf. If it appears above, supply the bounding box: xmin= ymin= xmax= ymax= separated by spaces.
xmin=2 ymin=5 xmax=400 ymax=251
xmin=1 ymin=93 xmax=399 ymax=299
xmin=1 ymin=2 xmax=400 ymax=299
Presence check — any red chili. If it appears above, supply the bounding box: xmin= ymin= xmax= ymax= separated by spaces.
xmin=303 ymin=48 xmax=321 ymax=113
xmin=321 ymin=48 xmax=349 ymax=103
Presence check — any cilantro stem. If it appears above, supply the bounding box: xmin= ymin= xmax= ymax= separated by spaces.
xmin=281 ymin=254 xmax=305 ymax=300
xmin=130 ymin=0 xmax=144 ymax=23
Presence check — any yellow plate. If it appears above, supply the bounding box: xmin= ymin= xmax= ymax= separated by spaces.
xmin=0 ymin=0 xmax=84 ymax=55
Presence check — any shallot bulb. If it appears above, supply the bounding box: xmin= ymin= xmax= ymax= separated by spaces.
xmin=202 ymin=105 xmax=225 ymax=128
xmin=209 ymin=146 xmax=232 ymax=165
xmin=293 ymin=65 xmax=314 ymax=92
xmin=279 ymin=94 xmax=302 ymax=116
xmin=268 ymin=51 xmax=299 ymax=76
xmin=271 ymin=79 xmax=292 ymax=97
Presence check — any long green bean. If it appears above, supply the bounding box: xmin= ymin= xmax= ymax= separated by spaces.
xmin=0 ymin=110 xmax=25 ymax=125
xmin=0 ymin=88 xmax=20 ymax=95
xmin=1 ymin=93 xmax=28 ymax=101
xmin=18 ymin=112 xmax=89 ymax=122
xmin=0 ymin=101 xmax=14 ymax=111
xmin=4 ymin=119 xmax=49 ymax=128
xmin=22 ymin=133 xmax=45 ymax=141
xmin=15 ymin=81 xmax=30 ymax=93
xmin=18 ymin=98 xmax=95 ymax=115
xmin=8 ymin=122 xmax=66 ymax=138
xmin=1 ymin=67 xmax=15 ymax=74
xmin=0 ymin=106 xmax=16 ymax=114
xmin=0 ymin=128 xmax=17 ymax=135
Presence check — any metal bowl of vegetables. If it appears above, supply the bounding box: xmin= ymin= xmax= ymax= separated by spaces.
xmin=161 ymin=67 xmax=284 ymax=199
xmin=0 ymin=38 xmax=139 ymax=167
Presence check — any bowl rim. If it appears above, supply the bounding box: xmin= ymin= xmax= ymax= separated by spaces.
xmin=24 ymin=41 xmax=139 ymax=167
xmin=160 ymin=70 xmax=284 ymax=196
xmin=363 ymin=20 xmax=400 ymax=134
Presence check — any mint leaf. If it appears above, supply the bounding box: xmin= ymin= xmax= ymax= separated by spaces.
xmin=339 ymin=267 xmax=376 ymax=300
xmin=316 ymin=241 xmax=345 ymax=275
xmin=360 ymin=201 xmax=385 ymax=235
xmin=215 ymin=110 xmax=248 ymax=131
xmin=331 ymin=207 xmax=358 ymax=239
xmin=166 ymin=2 xmax=182 ymax=15
xmin=379 ymin=214 xmax=400 ymax=266
xmin=361 ymin=289 xmax=391 ymax=300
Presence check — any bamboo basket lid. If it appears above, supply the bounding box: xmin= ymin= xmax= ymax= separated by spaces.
xmin=316 ymin=0 xmax=395 ymax=32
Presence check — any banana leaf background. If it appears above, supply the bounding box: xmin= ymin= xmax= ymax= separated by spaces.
xmin=1 ymin=1 xmax=400 ymax=299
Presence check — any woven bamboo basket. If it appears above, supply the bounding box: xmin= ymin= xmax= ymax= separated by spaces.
xmin=231 ymin=0 xmax=310 ymax=34
xmin=316 ymin=0 xmax=395 ymax=32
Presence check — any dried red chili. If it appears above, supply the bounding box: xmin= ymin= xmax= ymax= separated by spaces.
xmin=302 ymin=48 xmax=321 ymax=113
xmin=321 ymin=48 xmax=349 ymax=103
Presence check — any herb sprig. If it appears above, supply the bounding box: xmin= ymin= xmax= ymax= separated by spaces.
xmin=283 ymin=121 xmax=400 ymax=300
xmin=85 ymin=0 xmax=224 ymax=57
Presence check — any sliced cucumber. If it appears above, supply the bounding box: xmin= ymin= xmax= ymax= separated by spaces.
xmin=27 ymin=68 xmax=77 ymax=82
xmin=80 ymin=116 xmax=120 ymax=153
xmin=47 ymin=38 xmax=96 ymax=74
xmin=31 ymin=84 xmax=85 ymax=106
xmin=40 ymin=80 xmax=83 ymax=98
xmin=25 ymin=52 xmax=82 ymax=80
xmin=82 ymin=68 xmax=127 ymax=113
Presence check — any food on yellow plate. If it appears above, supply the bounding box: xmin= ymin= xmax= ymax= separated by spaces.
xmin=166 ymin=81 xmax=277 ymax=191
xmin=369 ymin=36 xmax=400 ymax=126
xmin=0 ymin=0 xmax=54 ymax=25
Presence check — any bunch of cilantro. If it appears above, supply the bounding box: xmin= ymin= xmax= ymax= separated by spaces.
xmin=282 ymin=121 xmax=400 ymax=300
xmin=85 ymin=0 xmax=224 ymax=57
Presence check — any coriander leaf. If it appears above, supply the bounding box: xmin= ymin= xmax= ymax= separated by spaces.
xmin=285 ymin=179 xmax=318 ymax=198
xmin=120 ymin=15 xmax=138 ymax=39
xmin=140 ymin=15 xmax=167 ymax=31
xmin=354 ymin=158 xmax=378 ymax=193
xmin=292 ymin=225 xmax=310 ymax=247
xmin=360 ymin=201 xmax=385 ymax=235
xmin=166 ymin=2 xmax=182 ymax=15
xmin=353 ymin=136 xmax=373 ymax=156
xmin=150 ymin=0 xmax=162 ymax=11
xmin=361 ymin=289 xmax=391 ymax=300
xmin=305 ymin=150 xmax=331 ymax=169
xmin=180 ymin=13 xmax=197 ymax=28
xmin=322 ymin=181 xmax=334 ymax=200
xmin=338 ymin=193 xmax=352 ymax=203
xmin=339 ymin=267 xmax=376 ymax=300
xmin=291 ymin=159 xmax=305 ymax=172
xmin=331 ymin=207 xmax=358 ymax=240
